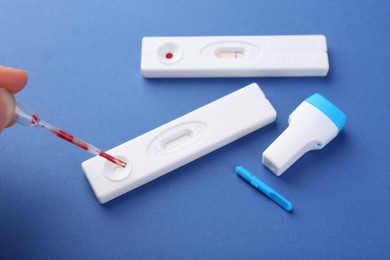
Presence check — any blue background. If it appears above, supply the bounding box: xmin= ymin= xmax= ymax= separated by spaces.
xmin=1 ymin=0 xmax=389 ymax=259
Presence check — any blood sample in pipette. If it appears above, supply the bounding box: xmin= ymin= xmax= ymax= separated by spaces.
xmin=14 ymin=103 xmax=127 ymax=168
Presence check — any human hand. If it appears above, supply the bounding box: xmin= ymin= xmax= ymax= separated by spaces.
xmin=0 ymin=66 xmax=28 ymax=132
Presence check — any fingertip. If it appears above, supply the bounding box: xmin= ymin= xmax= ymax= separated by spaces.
xmin=0 ymin=88 xmax=16 ymax=132
xmin=14 ymin=69 xmax=28 ymax=93
xmin=6 ymin=120 xmax=16 ymax=128
xmin=0 ymin=65 xmax=28 ymax=93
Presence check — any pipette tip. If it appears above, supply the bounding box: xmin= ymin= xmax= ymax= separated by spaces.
xmin=99 ymin=151 xmax=127 ymax=168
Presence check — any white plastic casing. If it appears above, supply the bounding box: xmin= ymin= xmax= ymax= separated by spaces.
xmin=82 ymin=83 xmax=276 ymax=203
xmin=141 ymin=35 xmax=329 ymax=78
xmin=262 ymin=102 xmax=338 ymax=176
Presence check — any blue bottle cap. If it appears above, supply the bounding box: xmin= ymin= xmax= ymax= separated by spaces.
xmin=305 ymin=94 xmax=346 ymax=132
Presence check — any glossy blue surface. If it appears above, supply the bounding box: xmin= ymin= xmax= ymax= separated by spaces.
xmin=1 ymin=0 xmax=389 ymax=259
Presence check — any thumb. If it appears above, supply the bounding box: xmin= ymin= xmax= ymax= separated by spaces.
xmin=0 ymin=88 xmax=16 ymax=132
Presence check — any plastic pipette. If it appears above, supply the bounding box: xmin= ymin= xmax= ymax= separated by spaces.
xmin=235 ymin=166 xmax=293 ymax=212
xmin=14 ymin=102 xmax=127 ymax=168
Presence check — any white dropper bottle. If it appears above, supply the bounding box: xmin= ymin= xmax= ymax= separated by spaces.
xmin=262 ymin=94 xmax=346 ymax=176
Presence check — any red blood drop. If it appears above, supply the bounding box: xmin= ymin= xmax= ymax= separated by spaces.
xmin=76 ymin=141 xmax=89 ymax=150
xmin=32 ymin=114 xmax=40 ymax=125
xmin=51 ymin=129 xmax=89 ymax=150
xmin=53 ymin=129 xmax=74 ymax=143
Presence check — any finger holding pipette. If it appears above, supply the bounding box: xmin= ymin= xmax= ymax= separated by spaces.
xmin=0 ymin=65 xmax=28 ymax=132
